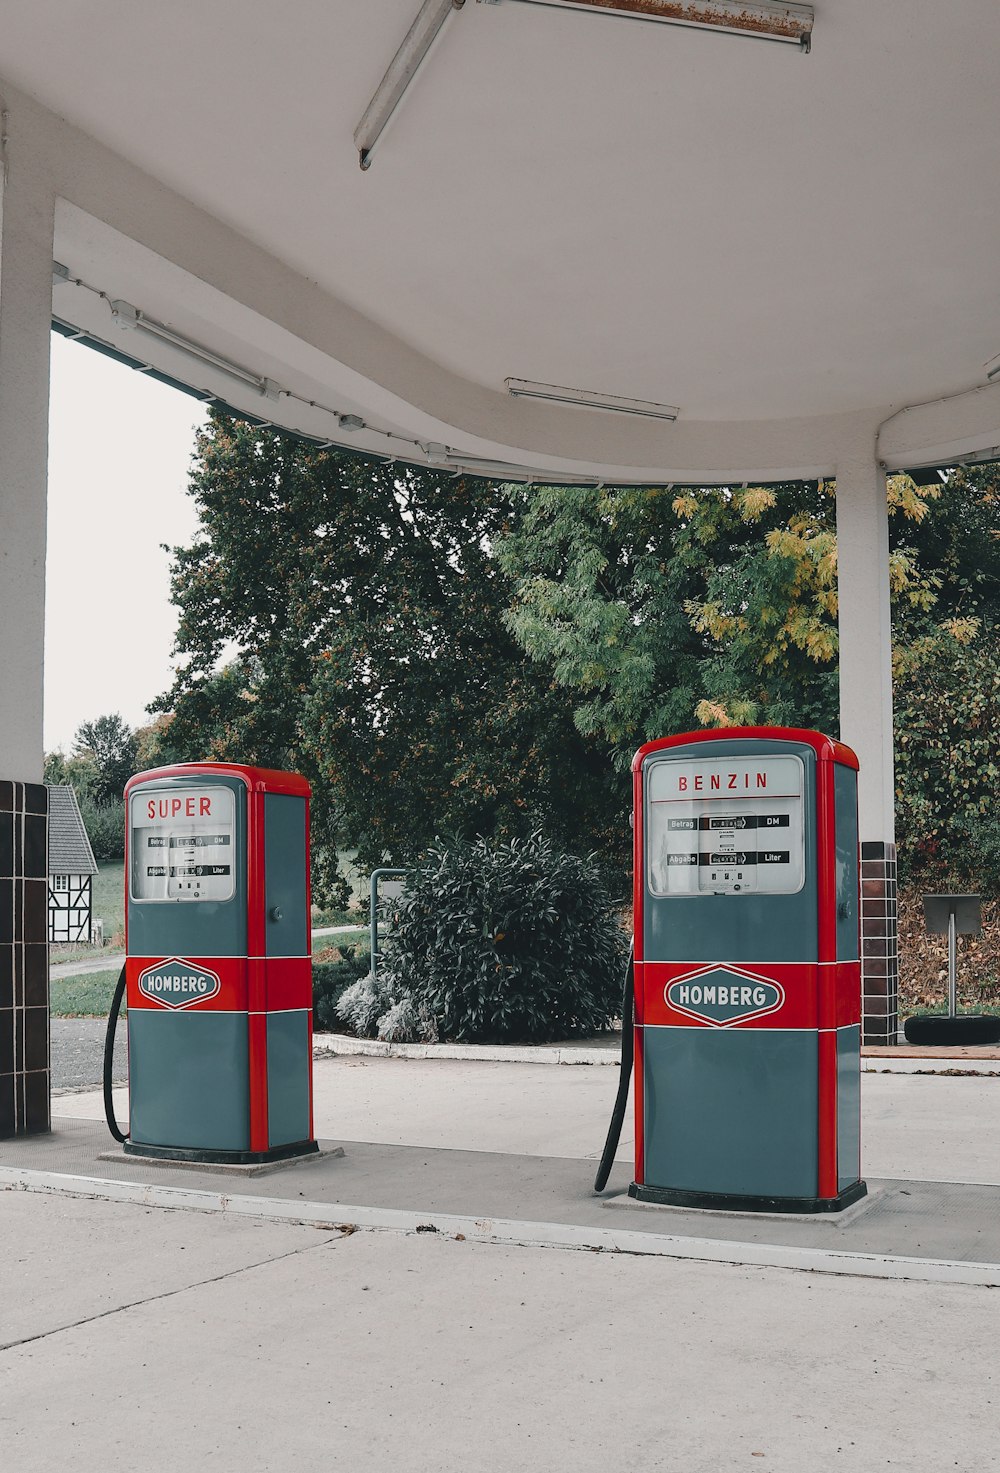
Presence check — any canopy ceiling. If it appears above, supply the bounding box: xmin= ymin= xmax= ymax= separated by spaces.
xmin=2 ymin=0 xmax=999 ymax=479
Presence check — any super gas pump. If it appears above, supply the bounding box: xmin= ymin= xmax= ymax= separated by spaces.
xmin=597 ymin=728 xmax=865 ymax=1213
xmin=104 ymin=763 xmax=318 ymax=1164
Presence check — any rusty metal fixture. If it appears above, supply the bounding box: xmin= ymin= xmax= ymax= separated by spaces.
xmin=480 ymin=0 xmax=814 ymax=50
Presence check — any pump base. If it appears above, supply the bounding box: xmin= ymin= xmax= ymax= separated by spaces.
xmin=628 ymin=1178 xmax=868 ymax=1215
xmin=123 ymin=1138 xmax=320 ymax=1166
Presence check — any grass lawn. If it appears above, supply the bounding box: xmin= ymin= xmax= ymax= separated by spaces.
xmin=50 ymin=967 xmax=125 ymax=1018
xmin=313 ymin=926 xmax=369 ymax=955
xmin=91 ymin=861 xmax=126 ymax=937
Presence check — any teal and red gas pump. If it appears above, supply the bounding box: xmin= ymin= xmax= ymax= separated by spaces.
xmin=105 ymin=762 xmax=318 ymax=1164
xmin=597 ymin=727 xmax=865 ymax=1213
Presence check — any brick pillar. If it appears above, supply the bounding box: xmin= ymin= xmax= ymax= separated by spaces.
xmin=860 ymin=840 xmax=898 ymax=1045
xmin=0 ymin=780 xmax=50 ymax=1137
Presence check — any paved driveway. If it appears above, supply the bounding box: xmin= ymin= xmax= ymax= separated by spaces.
xmin=1 ymin=1189 xmax=995 ymax=1473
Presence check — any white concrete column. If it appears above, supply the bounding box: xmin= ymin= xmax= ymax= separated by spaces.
xmin=0 ymin=109 xmax=55 ymax=782
xmin=835 ymin=454 xmax=895 ymax=846
xmin=0 ymin=104 xmax=55 ymax=1136
xmin=836 ymin=447 xmax=898 ymax=1045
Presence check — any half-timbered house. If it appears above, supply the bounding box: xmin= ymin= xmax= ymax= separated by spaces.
xmin=47 ymin=785 xmax=98 ymax=944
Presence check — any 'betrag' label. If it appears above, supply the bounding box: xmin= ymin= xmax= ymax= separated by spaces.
xmin=137 ymin=958 xmax=222 ymax=1010
xmin=665 ymin=966 xmax=784 ymax=1027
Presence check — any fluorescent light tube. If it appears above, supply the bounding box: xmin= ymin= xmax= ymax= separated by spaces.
xmin=111 ymin=300 xmax=266 ymax=392
xmin=506 ymin=377 xmax=679 ymax=421
xmin=480 ymin=0 xmax=813 ymax=50
xmin=442 ymin=452 xmax=601 ymax=484
xmin=355 ymin=0 xmax=466 ymax=170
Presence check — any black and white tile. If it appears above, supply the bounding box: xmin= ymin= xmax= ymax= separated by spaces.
xmin=0 ymin=780 xmax=49 ymax=1136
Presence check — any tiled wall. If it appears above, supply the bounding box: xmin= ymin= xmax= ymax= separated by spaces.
xmin=0 ymin=781 xmax=49 ymax=1137
xmin=861 ymin=839 xmax=898 ymax=1045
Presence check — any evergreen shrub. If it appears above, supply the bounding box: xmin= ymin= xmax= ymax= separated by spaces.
xmin=377 ymin=830 xmax=628 ymax=1045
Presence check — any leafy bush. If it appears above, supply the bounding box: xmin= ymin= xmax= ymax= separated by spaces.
xmin=378 ymin=830 xmax=628 ymax=1044
xmin=898 ymin=811 xmax=1000 ymax=897
xmin=312 ymin=946 xmax=371 ymax=1032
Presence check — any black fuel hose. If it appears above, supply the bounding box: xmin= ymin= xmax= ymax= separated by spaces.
xmin=593 ymin=940 xmax=634 ymax=1193
xmin=103 ymin=964 xmax=129 ymax=1144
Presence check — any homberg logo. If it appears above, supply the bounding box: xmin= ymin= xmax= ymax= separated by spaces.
xmin=665 ymin=965 xmax=784 ymax=1028
xmin=137 ymin=958 xmax=221 ymax=1010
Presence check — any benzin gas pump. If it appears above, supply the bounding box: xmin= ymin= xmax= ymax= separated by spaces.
xmin=596 ymin=727 xmax=865 ymax=1213
xmin=104 ymin=762 xmax=318 ymax=1164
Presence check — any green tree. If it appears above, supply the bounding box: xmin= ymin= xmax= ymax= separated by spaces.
xmin=44 ymin=739 xmax=128 ymax=864
xmin=43 ymin=747 xmax=99 ymax=799
xmin=889 ymin=464 xmax=1000 ymax=887
xmin=152 ymin=413 xmax=624 ymax=898
xmin=497 ymin=483 xmax=709 ymax=762
xmin=498 ymin=478 xmax=859 ymax=758
xmin=894 ymin=626 xmax=1000 ymax=887
xmin=500 ymin=467 xmax=1000 ymax=882
xmin=500 ymin=476 xmax=966 ymax=744
xmin=73 ymin=713 xmax=138 ymax=804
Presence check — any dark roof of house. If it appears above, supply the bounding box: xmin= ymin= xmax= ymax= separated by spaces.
xmin=47 ymin=785 xmax=98 ymax=875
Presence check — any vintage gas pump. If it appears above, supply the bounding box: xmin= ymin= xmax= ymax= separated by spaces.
xmin=106 ymin=763 xmax=317 ymax=1164
xmin=597 ymin=727 xmax=865 ymax=1213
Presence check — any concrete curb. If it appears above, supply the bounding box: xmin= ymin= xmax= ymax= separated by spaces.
xmin=312 ymin=1034 xmax=619 ymax=1065
xmin=312 ymin=1034 xmax=1000 ymax=1075
xmin=2 ymin=1165 xmax=998 ymax=1287
xmin=863 ymin=1058 xmax=1000 ymax=1077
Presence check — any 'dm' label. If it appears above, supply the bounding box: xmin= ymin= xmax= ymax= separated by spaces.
xmin=137 ymin=958 xmax=222 ymax=1010
xmin=665 ymin=966 xmax=784 ymax=1027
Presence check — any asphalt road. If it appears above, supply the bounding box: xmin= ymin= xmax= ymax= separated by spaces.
xmin=51 ymin=1018 xmax=128 ymax=1091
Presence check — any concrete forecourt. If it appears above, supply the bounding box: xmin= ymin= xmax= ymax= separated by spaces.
xmin=0 ymin=1054 xmax=998 ymax=1469
xmin=1 ymin=1187 xmax=995 ymax=1473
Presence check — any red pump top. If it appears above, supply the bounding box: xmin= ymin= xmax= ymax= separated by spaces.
xmin=632 ymin=726 xmax=858 ymax=774
xmin=125 ymin=762 xmax=311 ymax=799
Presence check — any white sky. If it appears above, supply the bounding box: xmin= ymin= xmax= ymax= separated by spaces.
xmin=44 ymin=333 xmax=208 ymax=753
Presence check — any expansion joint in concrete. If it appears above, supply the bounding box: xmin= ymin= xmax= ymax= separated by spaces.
xmin=0 ymin=1215 xmax=347 ymax=1354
